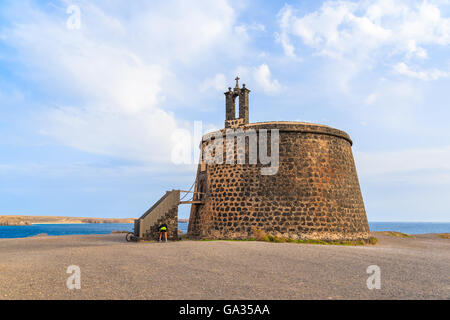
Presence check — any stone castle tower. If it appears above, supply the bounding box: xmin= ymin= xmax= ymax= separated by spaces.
xmin=187 ymin=78 xmax=370 ymax=241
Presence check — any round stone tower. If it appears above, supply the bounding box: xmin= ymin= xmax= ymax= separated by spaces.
xmin=187 ymin=79 xmax=369 ymax=241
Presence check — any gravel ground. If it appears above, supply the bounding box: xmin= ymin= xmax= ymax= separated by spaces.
xmin=0 ymin=232 xmax=448 ymax=300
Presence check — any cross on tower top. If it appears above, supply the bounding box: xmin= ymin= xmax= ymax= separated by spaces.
xmin=225 ymin=77 xmax=250 ymax=128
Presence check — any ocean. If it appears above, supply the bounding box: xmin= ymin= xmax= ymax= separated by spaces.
xmin=368 ymin=222 xmax=450 ymax=234
xmin=0 ymin=223 xmax=134 ymax=239
xmin=0 ymin=221 xmax=448 ymax=239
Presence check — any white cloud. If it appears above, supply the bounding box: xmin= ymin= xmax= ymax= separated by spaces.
xmin=355 ymin=146 xmax=450 ymax=184
xmin=354 ymin=79 xmax=424 ymax=131
xmin=232 ymin=64 xmax=282 ymax=95
xmin=276 ymin=0 xmax=450 ymax=80
xmin=0 ymin=161 xmax=198 ymax=179
xmin=275 ymin=6 xmax=296 ymax=58
xmin=249 ymin=23 xmax=266 ymax=32
xmin=40 ymin=106 xmax=179 ymax=163
xmin=406 ymin=40 xmax=428 ymax=59
xmin=394 ymin=62 xmax=450 ymax=80
xmin=199 ymin=64 xmax=283 ymax=98
xmin=199 ymin=73 xmax=227 ymax=92
xmin=277 ymin=0 xmax=450 ymax=60
xmin=1 ymin=0 xmax=241 ymax=163
xmin=365 ymin=93 xmax=378 ymax=105
xmin=254 ymin=64 xmax=282 ymax=94
xmin=234 ymin=22 xmax=265 ymax=39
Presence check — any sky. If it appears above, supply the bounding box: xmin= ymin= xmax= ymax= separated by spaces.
xmin=0 ymin=0 xmax=449 ymax=221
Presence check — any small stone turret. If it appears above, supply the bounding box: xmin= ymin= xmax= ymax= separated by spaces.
xmin=225 ymin=77 xmax=250 ymax=128
xmin=239 ymin=84 xmax=250 ymax=124
xmin=225 ymin=87 xmax=235 ymax=122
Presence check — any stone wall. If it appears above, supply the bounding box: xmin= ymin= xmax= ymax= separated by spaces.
xmin=188 ymin=122 xmax=370 ymax=241
xmin=225 ymin=118 xmax=245 ymax=129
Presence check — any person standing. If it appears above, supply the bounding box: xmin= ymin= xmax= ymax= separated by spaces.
xmin=159 ymin=223 xmax=168 ymax=243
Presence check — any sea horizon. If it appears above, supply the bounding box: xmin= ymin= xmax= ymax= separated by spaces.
xmin=0 ymin=221 xmax=448 ymax=239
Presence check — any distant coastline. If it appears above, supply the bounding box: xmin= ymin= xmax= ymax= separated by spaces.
xmin=0 ymin=220 xmax=447 ymax=239
xmin=0 ymin=215 xmax=136 ymax=226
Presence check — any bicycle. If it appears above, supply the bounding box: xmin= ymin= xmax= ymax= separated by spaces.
xmin=125 ymin=232 xmax=139 ymax=242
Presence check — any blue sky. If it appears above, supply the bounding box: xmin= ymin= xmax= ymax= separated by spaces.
xmin=0 ymin=0 xmax=449 ymax=221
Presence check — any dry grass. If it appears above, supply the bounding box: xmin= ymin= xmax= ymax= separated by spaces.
xmin=251 ymin=227 xmax=377 ymax=246
xmin=437 ymin=233 xmax=450 ymax=239
xmin=380 ymin=231 xmax=414 ymax=238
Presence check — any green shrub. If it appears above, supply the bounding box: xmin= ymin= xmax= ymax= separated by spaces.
xmin=252 ymin=227 xmax=268 ymax=241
